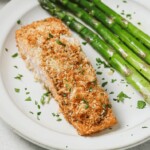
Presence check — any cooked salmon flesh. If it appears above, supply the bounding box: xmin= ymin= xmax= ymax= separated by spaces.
xmin=16 ymin=17 xmax=117 ymax=135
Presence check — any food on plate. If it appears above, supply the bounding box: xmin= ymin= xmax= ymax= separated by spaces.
xmin=71 ymin=0 xmax=150 ymax=67
xmin=39 ymin=0 xmax=150 ymax=104
xmin=16 ymin=17 xmax=117 ymax=135
xmin=93 ymin=0 xmax=150 ymax=49
xmin=53 ymin=0 xmax=150 ymax=83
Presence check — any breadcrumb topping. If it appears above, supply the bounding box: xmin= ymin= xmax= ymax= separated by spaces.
xmin=16 ymin=17 xmax=117 ymax=135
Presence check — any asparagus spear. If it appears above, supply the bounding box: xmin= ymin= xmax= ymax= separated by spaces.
xmin=39 ymin=0 xmax=150 ymax=103
xmin=93 ymin=0 xmax=150 ymax=49
xmin=72 ymin=0 xmax=150 ymax=64
xmin=51 ymin=0 xmax=150 ymax=81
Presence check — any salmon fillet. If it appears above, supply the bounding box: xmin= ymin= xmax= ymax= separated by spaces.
xmin=16 ymin=17 xmax=117 ymax=135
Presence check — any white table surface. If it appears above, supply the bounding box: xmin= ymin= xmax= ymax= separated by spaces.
xmin=0 ymin=0 xmax=150 ymax=150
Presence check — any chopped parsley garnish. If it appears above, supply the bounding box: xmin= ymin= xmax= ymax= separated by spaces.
xmin=25 ymin=88 xmax=27 ymax=90
xmin=116 ymin=5 xmax=119 ymax=8
xmin=49 ymin=33 xmax=53 ymax=38
xmin=14 ymin=65 xmax=18 ymax=69
xmin=122 ymin=0 xmax=127 ymax=3
xmin=52 ymin=113 xmax=62 ymax=121
xmin=56 ymin=39 xmax=66 ymax=46
xmin=47 ymin=33 xmax=53 ymax=40
xmin=137 ymin=22 xmax=141 ymax=25
xmin=102 ymin=104 xmax=112 ymax=109
xmin=5 ymin=48 xmax=8 ymax=52
xmin=96 ymin=58 xmax=110 ymax=68
xmin=38 ymin=105 xmax=41 ymax=109
xmin=14 ymin=74 xmax=23 ymax=80
xmin=29 ymin=111 xmax=34 ymax=114
xmin=102 ymin=82 xmax=108 ymax=87
xmin=12 ymin=53 xmax=18 ymax=58
xmin=26 ymin=92 xmax=30 ymax=95
xmin=142 ymin=126 xmax=148 ymax=128
xmin=126 ymin=14 xmax=132 ymax=18
xmin=62 ymin=93 xmax=67 ymax=97
xmin=37 ymin=112 xmax=41 ymax=120
xmin=137 ymin=100 xmax=146 ymax=109
xmin=35 ymin=101 xmax=38 ymax=105
xmin=111 ymin=79 xmax=117 ymax=83
xmin=57 ymin=118 xmax=62 ymax=122
xmin=114 ymin=91 xmax=131 ymax=102
xmin=14 ymin=88 xmax=20 ymax=93
xmin=37 ymin=112 xmax=41 ymax=116
xmin=40 ymin=91 xmax=51 ymax=105
xmin=82 ymin=99 xmax=89 ymax=109
xmin=35 ymin=101 xmax=41 ymax=109
xmin=121 ymin=10 xmax=125 ymax=15
xmin=25 ymin=96 xmax=32 ymax=101
xmin=89 ymin=87 xmax=93 ymax=92
xmin=17 ymin=19 xmax=21 ymax=25
xmin=82 ymin=41 xmax=87 ymax=45
xmin=109 ymin=91 xmax=114 ymax=94
xmin=96 ymin=71 xmax=102 ymax=75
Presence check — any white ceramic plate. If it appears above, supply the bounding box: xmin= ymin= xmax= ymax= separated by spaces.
xmin=0 ymin=0 xmax=150 ymax=149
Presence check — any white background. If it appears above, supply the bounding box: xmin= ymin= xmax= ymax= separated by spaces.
xmin=0 ymin=0 xmax=150 ymax=150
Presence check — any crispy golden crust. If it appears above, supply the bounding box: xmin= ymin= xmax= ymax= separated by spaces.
xmin=16 ymin=17 xmax=117 ymax=135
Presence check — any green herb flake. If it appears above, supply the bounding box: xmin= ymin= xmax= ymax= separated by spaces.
xmin=40 ymin=91 xmax=51 ymax=105
xmin=52 ymin=113 xmax=62 ymax=121
xmin=102 ymin=82 xmax=108 ymax=87
xmin=114 ymin=91 xmax=131 ymax=102
xmin=137 ymin=100 xmax=146 ymax=109
xmin=137 ymin=22 xmax=141 ymax=25
xmin=14 ymin=65 xmax=18 ymax=69
xmin=35 ymin=101 xmax=38 ymax=105
xmin=111 ymin=79 xmax=117 ymax=83
xmin=14 ymin=88 xmax=20 ymax=93
xmin=82 ymin=41 xmax=87 ymax=45
xmin=5 ymin=48 xmax=8 ymax=52
xmin=96 ymin=58 xmax=110 ymax=68
xmin=17 ymin=19 xmax=21 ymax=25
xmin=14 ymin=74 xmax=23 ymax=80
xmin=89 ymin=87 xmax=93 ymax=92
xmin=49 ymin=33 xmax=53 ymax=38
xmin=57 ymin=118 xmax=62 ymax=122
xmin=142 ymin=126 xmax=148 ymax=128
xmin=26 ymin=92 xmax=30 ymax=95
xmin=102 ymin=104 xmax=112 ymax=109
xmin=96 ymin=71 xmax=102 ymax=75
xmin=126 ymin=14 xmax=132 ymax=19
xmin=122 ymin=0 xmax=127 ymax=3
xmin=12 ymin=53 xmax=18 ymax=58
xmin=82 ymin=99 xmax=89 ymax=109
xmin=56 ymin=39 xmax=66 ymax=46
xmin=38 ymin=105 xmax=41 ymax=109
xmin=109 ymin=91 xmax=114 ymax=94
xmin=37 ymin=112 xmax=41 ymax=116
xmin=52 ymin=113 xmax=56 ymax=117
xmin=62 ymin=93 xmax=67 ymax=97
xmin=25 ymin=96 xmax=32 ymax=101
xmin=29 ymin=111 xmax=34 ymax=114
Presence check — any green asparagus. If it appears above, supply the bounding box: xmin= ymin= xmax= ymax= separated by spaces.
xmin=39 ymin=0 xmax=150 ymax=103
xmin=93 ymin=0 xmax=150 ymax=49
xmin=72 ymin=0 xmax=150 ymax=64
xmin=52 ymin=0 xmax=150 ymax=81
